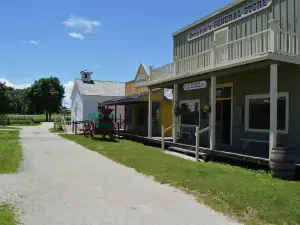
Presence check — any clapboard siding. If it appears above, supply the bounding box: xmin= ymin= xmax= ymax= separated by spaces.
xmin=176 ymin=63 xmax=300 ymax=157
xmin=174 ymin=0 xmax=300 ymax=60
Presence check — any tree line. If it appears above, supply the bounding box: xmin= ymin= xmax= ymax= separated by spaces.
xmin=0 ymin=77 xmax=65 ymax=121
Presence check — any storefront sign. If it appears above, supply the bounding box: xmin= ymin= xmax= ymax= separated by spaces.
xmin=135 ymin=74 xmax=148 ymax=87
xmin=187 ymin=0 xmax=272 ymax=41
xmin=183 ymin=81 xmax=207 ymax=91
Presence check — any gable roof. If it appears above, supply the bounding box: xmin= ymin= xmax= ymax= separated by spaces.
xmin=172 ymin=0 xmax=246 ymax=37
xmin=74 ymin=78 xmax=125 ymax=97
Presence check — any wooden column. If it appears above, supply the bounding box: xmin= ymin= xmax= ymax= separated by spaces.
xmin=114 ymin=105 xmax=117 ymax=123
xmin=269 ymin=63 xmax=278 ymax=157
xmin=172 ymin=84 xmax=178 ymax=143
xmin=148 ymin=89 xmax=153 ymax=138
xmin=210 ymin=76 xmax=216 ymax=150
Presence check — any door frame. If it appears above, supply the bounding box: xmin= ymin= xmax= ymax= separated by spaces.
xmin=210 ymin=82 xmax=233 ymax=146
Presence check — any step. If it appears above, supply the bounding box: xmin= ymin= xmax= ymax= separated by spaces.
xmin=169 ymin=146 xmax=208 ymax=156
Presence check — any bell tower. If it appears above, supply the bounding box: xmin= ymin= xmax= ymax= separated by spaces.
xmin=80 ymin=70 xmax=93 ymax=83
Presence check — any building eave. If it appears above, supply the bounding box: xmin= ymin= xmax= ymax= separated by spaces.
xmin=172 ymin=0 xmax=247 ymax=37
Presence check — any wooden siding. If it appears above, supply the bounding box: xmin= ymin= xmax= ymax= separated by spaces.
xmin=177 ymin=63 xmax=300 ymax=157
xmin=125 ymin=64 xmax=149 ymax=96
xmin=174 ymin=0 xmax=300 ymax=60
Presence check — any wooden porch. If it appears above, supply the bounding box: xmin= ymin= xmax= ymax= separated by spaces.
xmin=117 ymin=130 xmax=271 ymax=166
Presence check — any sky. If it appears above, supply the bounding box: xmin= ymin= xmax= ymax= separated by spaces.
xmin=0 ymin=0 xmax=231 ymax=106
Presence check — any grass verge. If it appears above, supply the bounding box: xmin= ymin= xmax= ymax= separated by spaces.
xmin=0 ymin=204 xmax=17 ymax=225
xmin=61 ymin=134 xmax=300 ymax=225
xmin=0 ymin=130 xmax=22 ymax=173
xmin=49 ymin=128 xmax=65 ymax=133
xmin=9 ymin=123 xmax=41 ymax=127
xmin=0 ymin=127 xmax=20 ymax=130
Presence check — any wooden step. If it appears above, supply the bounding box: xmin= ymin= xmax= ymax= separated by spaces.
xmin=169 ymin=146 xmax=208 ymax=156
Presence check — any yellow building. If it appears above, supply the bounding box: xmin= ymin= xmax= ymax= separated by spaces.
xmin=103 ymin=64 xmax=173 ymax=137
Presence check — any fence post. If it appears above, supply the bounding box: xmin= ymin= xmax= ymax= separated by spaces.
xmin=75 ymin=122 xmax=77 ymax=135
xmin=195 ymin=127 xmax=199 ymax=161
xmin=117 ymin=122 xmax=120 ymax=138
xmin=72 ymin=121 xmax=74 ymax=133
xmin=161 ymin=126 xmax=165 ymax=151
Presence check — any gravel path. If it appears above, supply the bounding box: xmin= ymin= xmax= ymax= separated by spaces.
xmin=0 ymin=123 xmax=240 ymax=225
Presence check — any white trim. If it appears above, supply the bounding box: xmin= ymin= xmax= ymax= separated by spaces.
xmin=245 ymin=92 xmax=289 ymax=134
xmin=209 ymin=82 xmax=233 ymax=146
xmin=214 ymin=27 xmax=229 ymax=46
xmin=179 ymin=99 xmax=201 ymax=127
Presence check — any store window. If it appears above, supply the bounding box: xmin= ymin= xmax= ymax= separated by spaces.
xmin=180 ymin=100 xmax=200 ymax=126
xmin=245 ymin=93 xmax=289 ymax=133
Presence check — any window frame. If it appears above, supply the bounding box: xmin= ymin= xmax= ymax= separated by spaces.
xmin=245 ymin=92 xmax=289 ymax=134
xmin=179 ymin=99 xmax=201 ymax=127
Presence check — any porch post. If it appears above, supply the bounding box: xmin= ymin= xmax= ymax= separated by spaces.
xmin=148 ymin=89 xmax=153 ymax=138
xmin=210 ymin=76 xmax=216 ymax=150
xmin=269 ymin=63 xmax=278 ymax=157
xmin=172 ymin=84 xmax=179 ymax=143
xmin=269 ymin=19 xmax=280 ymax=53
xmin=114 ymin=105 xmax=117 ymax=123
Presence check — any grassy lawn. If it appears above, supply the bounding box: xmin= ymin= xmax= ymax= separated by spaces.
xmin=61 ymin=134 xmax=300 ymax=225
xmin=0 ymin=130 xmax=22 ymax=173
xmin=9 ymin=123 xmax=41 ymax=127
xmin=49 ymin=128 xmax=65 ymax=133
xmin=0 ymin=130 xmax=22 ymax=224
xmin=0 ymin=127 xmax=20 ymax=130
xmin=0 ymin=204 xmax=18 ymax=225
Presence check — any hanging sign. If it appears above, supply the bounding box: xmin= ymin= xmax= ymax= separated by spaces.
xmin=183 ymin=81 xmax=207 ymax=91
xmin=187 ymin=0 xmax=272 ymax=41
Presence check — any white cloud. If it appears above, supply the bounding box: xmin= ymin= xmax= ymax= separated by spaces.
xmin=62 ymin=15 xmax=100 ymax=33
xmin=63 ymin=81 xmax=74 ymax=108
xmin=94 ymin=64 xmax=100 ymax=68
xmin=21 ymin=40 xmax=39 ymax=45
xmin=68 ymin=32 xmax=85 ymax=40
xmin=0 ymin=78 xmax=31 ymax=89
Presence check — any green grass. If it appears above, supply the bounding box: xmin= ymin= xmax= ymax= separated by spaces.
xmin=0 ymin=130 xmax=22 ymax=173
xmin=0 ymin=127 xmax=20 ymax=130
xmin=10 ymin=123 xmax=41 ymax=127
xmin=61 ymin=134 xmax=300 ymax=225
xmin=0 ymin=204 xmax=18 ymax=225
xmin=49 ymin=128 xmax=65 ymax=133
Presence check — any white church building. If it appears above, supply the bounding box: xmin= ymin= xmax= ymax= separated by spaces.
xmin=70 ymin=70 xmax=125 ymax=122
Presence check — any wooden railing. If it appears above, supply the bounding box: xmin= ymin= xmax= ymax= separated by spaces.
xmin=149 ymin=20 xmax=300 ymax=83
xmin=161 ymin=124 xmax=175 ymax=151
xmin=195 ymin=127 xmax=210 ymax=161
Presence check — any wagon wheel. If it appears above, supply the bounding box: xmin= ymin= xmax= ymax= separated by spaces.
xmin=90 ymin=121 xmax=95 ymax=139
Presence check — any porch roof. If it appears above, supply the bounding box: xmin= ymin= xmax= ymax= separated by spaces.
xmin=100 ymin=89 xmax=164 ymax=106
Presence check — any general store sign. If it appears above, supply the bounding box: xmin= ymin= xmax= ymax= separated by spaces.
xmin=184 ymin=81 xmax=207 ymax=91
xmin=187 ymin=0 xmax=272 ymax=41
xmin=135 ymin=74 xmax=148 ymax=87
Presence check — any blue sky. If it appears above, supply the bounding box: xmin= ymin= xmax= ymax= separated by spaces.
xmin=0 ymin=0 xmax=231 ymax=105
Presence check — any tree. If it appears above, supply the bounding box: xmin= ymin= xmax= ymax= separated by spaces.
xmin=0 ymin=82 xmax=11 ymax=114
xmin=28 ymin=77 xmax=65 ymax=121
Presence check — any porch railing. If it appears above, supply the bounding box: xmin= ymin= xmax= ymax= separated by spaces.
xmin=150 ymin=20 xmax=300 ymax=83
xmin=161 ymin=124 xmax=175 ymax=151
xmin=195 ymin=127 xmax=210 ymax=161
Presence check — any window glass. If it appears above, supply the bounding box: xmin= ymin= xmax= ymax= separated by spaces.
xmin=248 ymin=96 xmax=287 ymax=131
xmin=180 ymin=101 xmax=199 ymax=125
